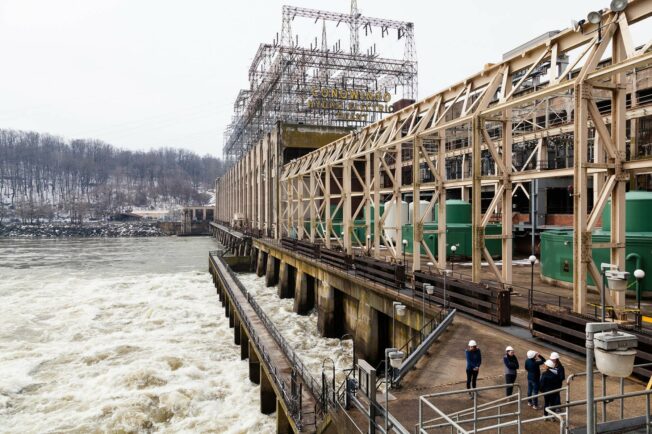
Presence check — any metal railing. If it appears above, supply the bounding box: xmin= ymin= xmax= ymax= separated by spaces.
xmin=373 ymin=307 xmax=456 ymax=390
xmin=211 ymin=256 xmax=327 ymax=422
xmin=210 ymin=252 xmax=322 ymax=430
xmin=565 ymin=362 xmax=652 ymax=426
xmin=395 ymin=308 xmax=456 ymax=385
xmin=418 ymin=365 xmax=652 ymax=433
xmin=543 ymin=389 xmax=652 ymax=433
xmin=418 ymin=383 xmax=569 ymax=434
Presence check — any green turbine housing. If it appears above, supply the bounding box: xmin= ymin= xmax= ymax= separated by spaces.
xmin=540 ymin=191 xmax=652 ymax=293
xmin=401 ymin=200 xmax=502 ymax=258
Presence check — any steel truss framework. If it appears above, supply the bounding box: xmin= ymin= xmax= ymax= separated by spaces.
xmin=277 ymin=0 xmax=652 ymax=316
xmin=222 ymin=1 xmax=417 ymax=161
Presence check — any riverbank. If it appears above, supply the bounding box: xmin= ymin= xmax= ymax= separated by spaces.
xmin=0 ymin=221 xmax=167 ymax=238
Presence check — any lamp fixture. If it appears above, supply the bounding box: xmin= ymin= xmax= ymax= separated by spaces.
xmin=587 ymin=10 xmax=603 ymax=25
xmin=610 ymin=0 xmax=628 ymax=12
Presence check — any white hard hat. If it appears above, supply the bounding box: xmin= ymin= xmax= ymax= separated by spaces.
xmin=527 ymin=350 xmax=537 ymax=359
xmin=505 ymin=346 xmax=514 ymax=352
xmin=545 ymin=359 xmax=555 ymax=368
xmin=550 ymin=352 xmax=560 ymax=360
xmin=468 ymin=340 xmax=477 ymax=347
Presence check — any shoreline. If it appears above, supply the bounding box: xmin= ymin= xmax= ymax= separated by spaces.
xmin=0 ymin=221 xmax=168 ymax=238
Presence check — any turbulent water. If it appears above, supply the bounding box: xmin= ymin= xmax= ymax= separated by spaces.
xmin=237 ymin=274 xmax=353 ymax=386
xmin=0 ymin=238 xmax=275 ymax=433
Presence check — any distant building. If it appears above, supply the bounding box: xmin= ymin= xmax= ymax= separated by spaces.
xmin=181 ymin=206 xmax=214 ymax=235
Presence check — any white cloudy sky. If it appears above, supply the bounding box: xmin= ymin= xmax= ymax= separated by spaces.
xmin=0 ymin=0 xmax=648 ymax=157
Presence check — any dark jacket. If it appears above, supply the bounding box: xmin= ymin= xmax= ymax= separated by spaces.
xmin=466 ymin=348 xmax=482 ymax=370
xmin=555 ymin=362 xmax=566 ymax=381
xmin=525 ymin=356 xmax=545 ymax=382
xmin=503 ymin=354 xmax=519 ymax=375
xmin=539 ymin=368 xmax=563 ymax=393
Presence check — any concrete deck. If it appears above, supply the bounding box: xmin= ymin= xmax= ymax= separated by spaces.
xmin=387 ymin=315 xmax=648 ymax=433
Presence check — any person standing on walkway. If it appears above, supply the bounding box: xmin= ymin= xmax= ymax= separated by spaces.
xmin=525 ymin=350 xmax=545 ymax=409
xmin=539 ymin=360 xmax=562 ymax=418
xmin=503 ymin=346 xmax=519 ymax=396
xmin=550 ymin=352 xmax=565 ymax=381
xmin=465 ymin=340 xmax=482 ymax=398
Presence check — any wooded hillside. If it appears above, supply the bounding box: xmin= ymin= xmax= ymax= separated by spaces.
xmin=0 ymin=129 xmax=225 ymax=223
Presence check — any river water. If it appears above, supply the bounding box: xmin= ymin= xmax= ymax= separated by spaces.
xmin=0 ymin=237 xmax=275 ymax=433
xmin=238 ymin=274 xmax=353 ymax=386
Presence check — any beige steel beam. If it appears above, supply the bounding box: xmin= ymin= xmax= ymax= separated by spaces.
xmin=220 ymin=1 xmax=652 ymax=316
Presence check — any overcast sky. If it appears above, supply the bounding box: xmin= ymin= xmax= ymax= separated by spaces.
xmin=0 ymin=0 xmax=647 ymax=158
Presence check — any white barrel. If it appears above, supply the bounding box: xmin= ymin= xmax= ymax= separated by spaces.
xmin=408 ymin=200 xmax=432 ymax=223
xmin=382 ymin=200 xmax=408 ymax=242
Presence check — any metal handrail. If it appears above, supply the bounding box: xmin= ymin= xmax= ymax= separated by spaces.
xmin=418 ymin=384 xmax=524 ymax=434
xmin=565 ymin=362 xmax=652 ymax=423
xmin=212 ymin=253 xmax=328 ymax=417
xmin=210 ymin=253 xmax=316 ymax=429
xmin=545 ymin=388 xmax=652 ymax=432
xmin=420 ymin=385 xmax=568 ymax=427
xmin=419 ymin=379 xmax=652 ymax=433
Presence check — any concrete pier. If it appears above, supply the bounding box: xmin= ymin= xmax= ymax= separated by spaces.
xmin=256 ymin=249 xmax=267 ymax=277
xmin=260 ymin=369 xmax=276 ymax=415
xmin=255 ymin=238 xmax=439 ymax=365
xmin=265 ymin=255 xmax=279 ymax=287
xmin=317 ymin=280 xmax=336 ymax=338
xmin=293 ymin=270 xmax=314 ymax=314
xmin=248 ymin=342 xmax=260 ymax=385
xmin=240 ymin=325 xmax=249 ymax=360
xmin=278 ymin=261 xmax=295 ymax=299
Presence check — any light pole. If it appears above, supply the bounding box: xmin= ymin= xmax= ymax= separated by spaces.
xmin=585 ymin=322 xmax=638 ymax=434
xmin=425 ymin=283 xmax=434 ymax=308
xmin=450 ymin=245 xmax=457 ymax=274
xmin=421 ymin=284 xmax=431 ymax=334
xmin=601 ymin=263 xmax=629 ymax=321
xmin=341 ymin=333 xmax=356 ymax=376
xmin=427 ymin=261 xmax=433 ymax=274
xmin=392 ymin=302 xmax=406 ymax=349
xmin=321 ymin=357 xmax=336 ymax=406
xmin=443 ymin=269 xmax=451 ymax=309
xmin=366 ymin=233 xmax=371 ymax=254
xmin=528 ymin=255 xmax=536 ymax=313
xmin=384 ymin=348 xmax=405 ymax=434
xmin=402 ymin=238 xmax=408 ymax=269
xmin=634 ymin=269 xmax=645 ymax=327
xmin=601 ymin=263 xmax=609 ymax=322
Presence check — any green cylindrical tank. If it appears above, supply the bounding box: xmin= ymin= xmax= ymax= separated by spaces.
xmin=602 ymin=190 xmax=652 ymax=232
xmin=401 ymin=199 xmax=502 ymax=258
xmin=540 ymin=191 xmax=652 ymax=293
xmin=402 ymin=223 xmax=502 ymax=258
xmin=434 ymin=199 xmax=471 ymax=224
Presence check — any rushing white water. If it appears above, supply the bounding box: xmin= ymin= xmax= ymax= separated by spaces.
xmin=0 ymin=238 xmax=274 ymax=434
xmin=237 ymin=273 xmax=353 ymax=387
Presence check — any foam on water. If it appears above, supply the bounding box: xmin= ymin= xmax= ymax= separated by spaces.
xmin=0 ymin=238 xmax=274 ymax=434
xmin=237 ymin=274 xmax=353 ymax=386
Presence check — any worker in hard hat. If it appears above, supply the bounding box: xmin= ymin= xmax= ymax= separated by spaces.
xmin=503 ymin=346 xmax=519 ymax=396
xmin=539 ymin=359 xmax=562 ymax=418
xmin=525 ymin=350 xmax=546 ymax=409
xmin=465 ymin=340 xmax=482 ymax=398
xmin=550 ymin=352 xmax=565 ymax=381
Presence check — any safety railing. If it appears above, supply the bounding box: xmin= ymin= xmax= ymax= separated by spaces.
xmin=209 ymin=252 xmax=310 ymax=429
xmin=547 ymin=388 xmax=652 ymax=434
xmin=565 ymin=362 xmax=652 ymax=426
xmin=419 ymin=371 xmax=652 ymax=434
xmin=211 ymin=253 xmax=327 ymax=426
xmin=372 ymin=307 xmax=456 ymax=391
xmin=418 ymin=383 xmax=570 ymax=434
xmin=394 ymin=308 xmax=456 ymax=385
